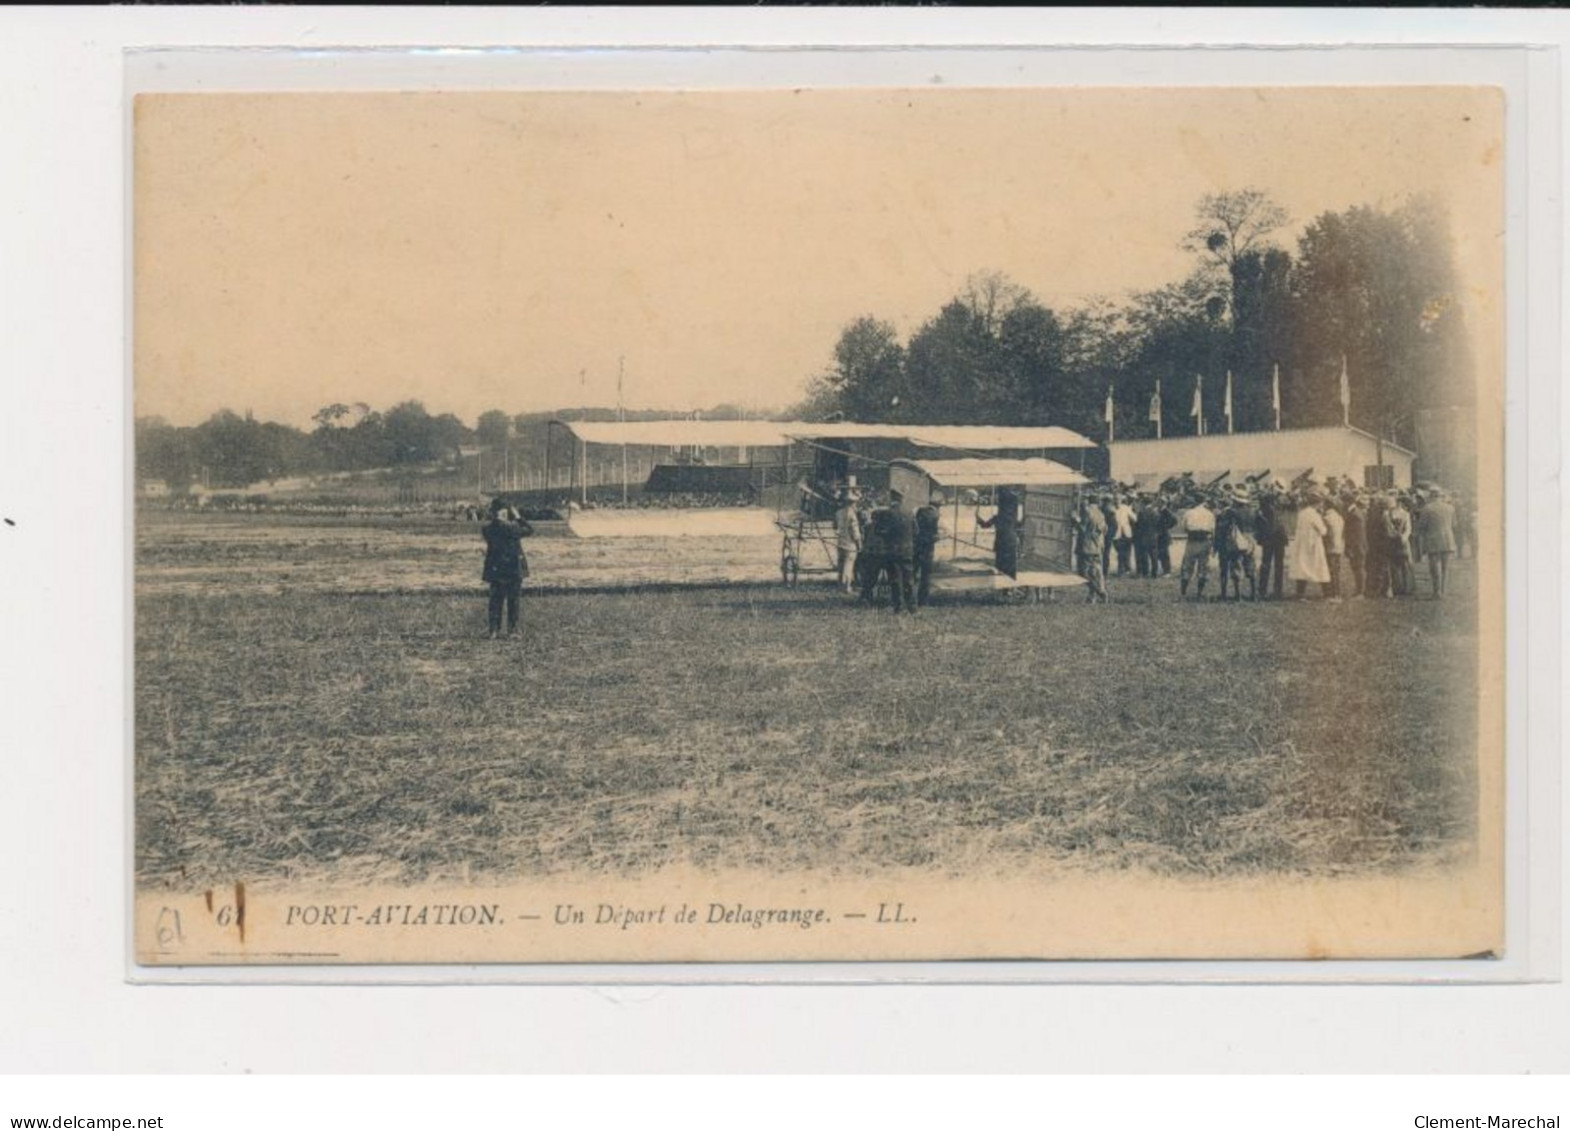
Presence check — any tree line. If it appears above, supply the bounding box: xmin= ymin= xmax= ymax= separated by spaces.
xmin=135 ymin=400 xmax=762 ymax=491
xmin=795 ymin=190 xmax=1474 ymax=449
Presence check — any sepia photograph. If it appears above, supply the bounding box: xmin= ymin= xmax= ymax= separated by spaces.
xmin=131 ymin=83 xmax=1504 ymax=966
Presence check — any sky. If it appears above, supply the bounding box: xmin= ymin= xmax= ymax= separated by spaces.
xmin=134 ymin=86 xmax=1502 ymax=428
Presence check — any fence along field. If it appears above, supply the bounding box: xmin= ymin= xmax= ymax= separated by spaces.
xmin=134 ymin=508 xmax=1480 ymax=890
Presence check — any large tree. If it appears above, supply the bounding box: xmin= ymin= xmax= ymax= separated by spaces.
xmin=1183 ymin=188 xmax=1291 ymax=322
xmin=821 ymin=315 xmax=907 ymax=421
xmin=1290 ymin=198 xmax=1471 ymax=444
xmin=475 ymin=409 xmax=512 ymax=450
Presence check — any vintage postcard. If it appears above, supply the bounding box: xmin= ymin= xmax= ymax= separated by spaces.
xmin=132 ymin=84 xmax=1504 ymax=966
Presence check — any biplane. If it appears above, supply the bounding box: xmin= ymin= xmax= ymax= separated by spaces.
xmin=532 ymin=418 xmax=1098 ymax=593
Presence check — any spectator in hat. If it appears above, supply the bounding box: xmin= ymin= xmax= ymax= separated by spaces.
xmin=914 ymin=490 xmax=945 ymax=607
xmin=1289 ymin=491 xmax=1333 ymax=599
xmin=877 ymin=488 xmax=918 ymax=614
xmin=1112 ymin=493 xmax=1136 ymax=576
xmin=1154 ymin=495 xmax=1176 ymax=576
xmin=1322 ymin=491 xmax=1346 ymax=601
xmin=1387 ymin=491 xmax=1415 ymax=597
xmin=833 ymin=488 xmax=862 ymax=594
xmin=1339 ymin=491 xmax=1366 ymax=599
xmin=1076 ymin=495 xmax=1109 ymax=604
xmin=978 ymin=486 xmax=1023 ymax=579
xmin=1132 ymin=493 xmax=1159 ymax=579
xmin=1417 ymin=487 xmax=1458 ymax=598
xmin=856 ymin=494 xmax=886 ymax=605
xmin=1365 ymin=492 xmax=1392 ymax=598
xmin=1215 ymin=490 xmax=1238 ymax=600
xmin=1224 ymin=486 xmax=1260 ymax=601
xmin=1257 ymin=483 xmax=1292 ymax=600
xmin=1176 ymin=492 xmax=1216 ymax=601
xmin=1098 ymin=491 xmax=1117 ymax=580
xmin=481 ymin=498 xmax=534 ymax=639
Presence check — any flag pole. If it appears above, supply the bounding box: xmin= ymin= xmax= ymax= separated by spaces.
xmin=1273 ymin=363 xmax=1282 ymax=431
xmin=1225 ymin=370 xmax=1234 ymax=435
xmin=1339 ymin=353 xmax=1351 ymax=428
xmin=618 ymin=355 xmax=629 ymax=505
xmin=1154 ymin=379 xmax=1162 ymax=440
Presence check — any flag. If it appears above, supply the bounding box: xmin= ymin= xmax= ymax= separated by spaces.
xmin=1338 ymin=354 xmax=1351 ymax=422
xmin=1271 ymin=363 xmax=1282 ymax=430
xmin=1224 ymin=371 xmax=1233 ymax=419
xmin=1191 ymin=374 xmax=1204 ymax=436
xmin=1148 ymin=382 xmax=1161 ymax=422
xmin=1104 ymin=386 xmax=1115 ymax=424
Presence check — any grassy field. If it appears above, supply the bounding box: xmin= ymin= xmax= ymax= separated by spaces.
xmin=135 ymin=512 xmax=1480 ymax=889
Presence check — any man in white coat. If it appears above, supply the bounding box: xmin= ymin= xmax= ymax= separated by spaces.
xmin=1289 ymin=490 xmax=1333 ymax=599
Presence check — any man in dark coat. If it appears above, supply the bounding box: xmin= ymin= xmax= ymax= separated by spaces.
xmin=857 ymin=497 xmax=887 ymax=605
xmin=1132 ymin=495 xmax=1158 ymax=578
xmin=1154 ymin=499 xmax=1176 ymax=576
xmin=1341 ymin=492 xmax=1367 ymax=598
xmin=1417 ymin=487 xmax=1458 ymax=598
xmin=978 ymin=486 xmax=1023 ymax=579
xmin=914 ymin=491 xmax=944 ymax=608
xmin=1257 ymin=486 xmax=1291 ymax=600
xmin=878 ymin=488 xmax=918 ymax=614
xmin=482 ymin=498 xmax=533 ymax=638
xmin=1364 ymin=494 xmax=1391 ymax=599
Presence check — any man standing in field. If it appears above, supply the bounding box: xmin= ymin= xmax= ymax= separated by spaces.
xmin=1076 ymin=495 xmax=1109 ymax=604
xmin=1322 ymin=491 xmax=1346 ymax=601
xmin=481 ymin=498 xmax=533 ymax=639
xmin=1154 ymin=495 xmax=1177 ymax=577
xmin=878 ymin=488 xmax=918 ymax=614
xmin=833 ymin=488 xmax=861 ymax=594
xmin=1417 ymin=486 xmax=1457 ymax=598
xmin=1341 ymin=490 xmax=1367 ymax=599
xmin=1288 ymin=490 xmax=1333 ymax=600
xmin=978 ymin=486 xmax=1023 ymax=579
xmin=1257 ymin=484 xmax=1291 ymax=600
xmin=1176 ymin=492 xmax=1216 ymax=602
xmin=914 ymin=491 xmax=944 ymax=608
xmin=857 ymin=494 xmax=886 ymax=605
xmin=1387 ymin=491 xmax=1415 ymax=597
xmin=1132 ymin=493 xmax=1159 ymax=579
xmin=1224 ymin=486 xmax=1260 ymax=601
xmin=1112 ymin=492 xmax=1136 ymax=576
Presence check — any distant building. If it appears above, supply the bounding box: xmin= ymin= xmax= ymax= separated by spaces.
xmin=1107 ymin=424 xmax=1415 ymax=490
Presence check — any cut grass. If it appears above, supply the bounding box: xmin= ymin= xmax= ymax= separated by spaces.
xmin=135 ymin=520 xmax=1481 ymax=889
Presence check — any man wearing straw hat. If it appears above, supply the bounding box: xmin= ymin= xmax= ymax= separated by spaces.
xmin=832 ymin=487 xmax=862 ymax=594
